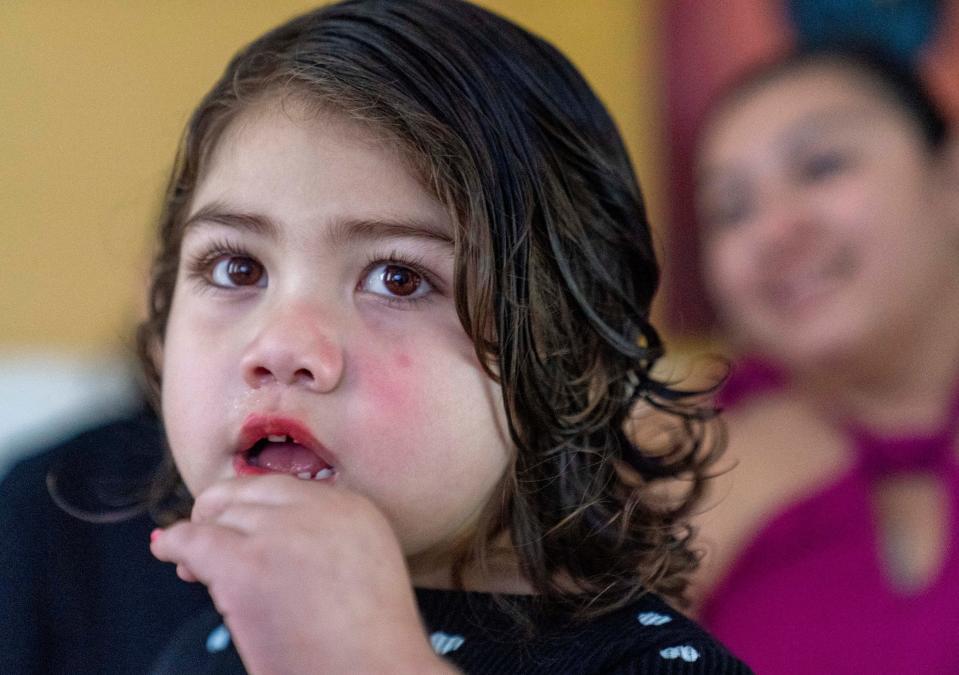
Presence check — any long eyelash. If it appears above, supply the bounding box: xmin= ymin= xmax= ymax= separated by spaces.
xmin=183 ymin=237 xmax=251 ymax=285
xmin=363 ymin=249 xmax=442 ymax=306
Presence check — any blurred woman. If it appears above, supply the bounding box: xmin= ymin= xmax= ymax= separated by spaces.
xmin=691 ymin=47 xmax=959 ymax=674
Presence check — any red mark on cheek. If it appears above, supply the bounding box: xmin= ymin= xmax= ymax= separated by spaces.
xmin=370 ymin=371 xmax=413 ymax=410
xmin=354 ymin=354 xmax=419 ymax=416
xmin=351 ymin=354 xmax=431 ymax=476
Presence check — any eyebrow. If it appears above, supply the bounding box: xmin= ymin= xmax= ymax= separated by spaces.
xmin=696 ymin=106 xmax=872 ymax=191
xmin=183 ymin=202 xmax=454 ymax=247
xmin=184 ymin=204 xmax=278 ymax=237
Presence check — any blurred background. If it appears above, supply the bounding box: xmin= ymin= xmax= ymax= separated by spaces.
xmin=1 ymin=0 xmax=957 ymax=472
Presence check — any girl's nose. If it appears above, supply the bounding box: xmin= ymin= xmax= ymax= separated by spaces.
xmin=240 ymin=303 xmax=345 ymax=393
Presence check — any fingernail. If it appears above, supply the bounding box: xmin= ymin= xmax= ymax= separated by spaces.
xmin=150 ymin=528 xmax=162 ymax=543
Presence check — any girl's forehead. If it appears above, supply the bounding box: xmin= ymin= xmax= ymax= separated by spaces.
xmin=211 ymin=95 xmax=407 ymax=171
xmin=187 ymin=93 xmax=458 ymax=242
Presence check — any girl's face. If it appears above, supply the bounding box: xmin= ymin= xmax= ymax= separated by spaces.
xmin=696 ymin=65 xmax=958 ymax=369
xmin=161 ymin=98 xmax=512 ymax=575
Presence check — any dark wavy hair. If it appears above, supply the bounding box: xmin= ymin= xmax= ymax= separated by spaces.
xmin=136 ymin=0 xmax=722 ymax=619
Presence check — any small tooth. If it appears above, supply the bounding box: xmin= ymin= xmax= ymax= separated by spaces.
xmin=313 ymin=468 xmax=334 ymax=480
xmin=267 ymin=435 xmax=286 ymax=443
xmin=296 ymin=471 xmax=312 ymax=480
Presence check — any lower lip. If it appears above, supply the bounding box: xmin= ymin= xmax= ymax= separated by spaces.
xmin=770 ymin=280 xmax=839 ymax=319
xmin=233 ymin=453 xmax=272 ymax=476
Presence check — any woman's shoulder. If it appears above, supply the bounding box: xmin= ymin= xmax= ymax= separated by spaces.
xmin=689 ymin=376 xmax=850 ymax=605
xmin=716 ymin=383 xmax=849 ymax=510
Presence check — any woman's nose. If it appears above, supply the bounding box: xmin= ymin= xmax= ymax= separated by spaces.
xmin=240 ymin=302 xmax=345 ymax=393
xmin=753 ymin=192 xmax=816 ymax=263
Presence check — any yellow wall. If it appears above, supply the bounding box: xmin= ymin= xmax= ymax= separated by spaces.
xmin=1 ymin=1 xmax=661 ymax=355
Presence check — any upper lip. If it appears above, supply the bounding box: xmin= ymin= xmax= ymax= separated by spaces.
xmin=236 ymin=413 xmax=336 ymax=467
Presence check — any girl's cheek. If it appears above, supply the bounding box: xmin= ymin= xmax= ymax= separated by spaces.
xmin=350 ymin=312 xmax=433 ymax=415
xmin=354 ymin=351 xmax=422 ymax=421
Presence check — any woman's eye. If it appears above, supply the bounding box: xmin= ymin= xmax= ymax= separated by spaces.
xmin=209 ymin=255 xmax=267 ymax=288
xmin=362 ymin=263 xmax=432 ymax=300
xmin=799 ymin=152 xmax=849 ymax=182
xmin=699 ymin=192 xmax=751 ymax=233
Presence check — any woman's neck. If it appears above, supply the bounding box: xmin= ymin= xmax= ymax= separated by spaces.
xmin=795 ymin=290 xmax=959 ymax=434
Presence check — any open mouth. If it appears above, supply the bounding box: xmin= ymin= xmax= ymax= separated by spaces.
xmin=235 ymin=416 xmax=336 ymax=482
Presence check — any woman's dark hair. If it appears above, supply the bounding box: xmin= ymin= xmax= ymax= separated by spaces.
xmin=705 ymin=44 xmax=949 ymax=153
xmin=136 ymin=0 xmax=722 ymax=619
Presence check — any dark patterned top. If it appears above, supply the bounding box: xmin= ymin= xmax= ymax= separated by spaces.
xmin=153 ymin=586 xmax=750 ymax=674
xmin=1 ymin=411 xmax=750 ymax=674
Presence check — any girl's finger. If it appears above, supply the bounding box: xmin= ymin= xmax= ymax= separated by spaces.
xmin=176 ymin=563 xmax=198 ymax=583
xmin=191 ymin=474 xmax=308 ymax=524
xmin=228 ymin=473 xmax=325 ymax=504
xmin=204 ymin=502 xmax=283 ymax=535
xmin=150 ymin=520 xmax=246 ymax=588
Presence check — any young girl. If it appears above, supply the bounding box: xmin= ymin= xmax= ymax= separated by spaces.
xmin=16 ymin=1 xmax=745 ymax=672
xmin=691 ymin=46 xmax=959 ymax=673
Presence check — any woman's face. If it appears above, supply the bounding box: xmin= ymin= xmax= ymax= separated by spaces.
xmin=696 ymin=64 xmax=958 ymax=369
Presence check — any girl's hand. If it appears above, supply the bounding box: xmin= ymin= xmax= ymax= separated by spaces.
xmin=150 ymin=475 xmax=456 ymax=675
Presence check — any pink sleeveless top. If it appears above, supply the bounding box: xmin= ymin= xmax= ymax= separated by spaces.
xmin=702 ymin=359 xmax=959 ymax=674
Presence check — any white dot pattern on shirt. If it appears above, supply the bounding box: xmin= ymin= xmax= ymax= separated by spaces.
xmin=637 ymin=611 xmax=673 ymax=626
xmin=205 ymin=623 xmax=232 ymax=653
xmin=430 ymin=631 xmax=465 ymax=656
xmin=660 ymin=645 xmax=701 ymax=662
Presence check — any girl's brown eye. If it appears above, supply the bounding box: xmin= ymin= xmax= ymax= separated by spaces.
xmin=360 ymin=262 xmax=432 ymax=302
xmin=210 ymin=255 xmax=267 ymax=288
xmin=382 ymin=264 xmax=421 ymax=296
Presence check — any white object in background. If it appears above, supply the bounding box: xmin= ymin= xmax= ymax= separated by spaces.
xmin=0 ymin=351 xmax=142 ymax=477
